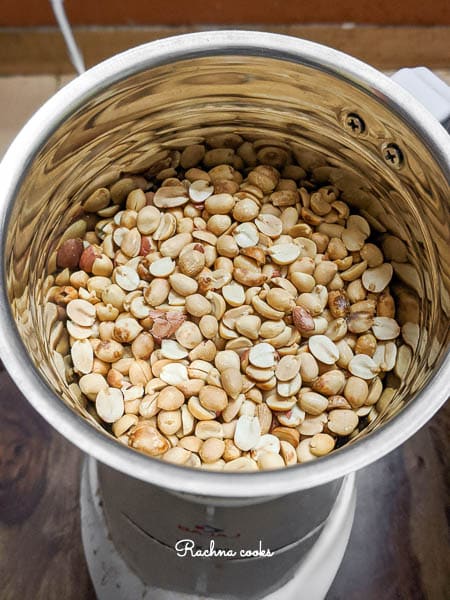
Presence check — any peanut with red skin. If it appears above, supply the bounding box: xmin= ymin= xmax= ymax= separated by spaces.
xmin=57 ymin=239 xmax=84 ymax=270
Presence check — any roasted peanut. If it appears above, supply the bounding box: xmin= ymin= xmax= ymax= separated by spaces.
xmin=51 ymin=138 xmax=402 ymax=472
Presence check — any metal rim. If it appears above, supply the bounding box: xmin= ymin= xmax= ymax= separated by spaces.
xmin=0 ymin=30 xmax=449 ymax=497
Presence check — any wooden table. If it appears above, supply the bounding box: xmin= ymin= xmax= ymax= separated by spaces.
xmin=0 ymin=365 xmax=448 ymax=599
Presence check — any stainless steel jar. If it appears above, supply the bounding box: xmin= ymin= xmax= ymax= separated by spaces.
xmin=0 ymin=30 xmax=448 ymax=598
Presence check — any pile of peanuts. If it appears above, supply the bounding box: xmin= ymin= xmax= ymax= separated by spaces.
xmin=49 ymin=134 xmax=404 ymax=471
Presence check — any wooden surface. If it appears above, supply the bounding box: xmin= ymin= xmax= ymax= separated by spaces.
xmin=0 ymin=370 xmax=96 ymax=600
xmin=1 ymin=26 xmax=450 ymax=75
xmin=1 ymin=0 xmax=449 ymax=26
xmin=0 ymin=366 xmax=448 ymax=599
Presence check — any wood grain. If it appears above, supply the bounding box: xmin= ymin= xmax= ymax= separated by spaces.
xmin=0 ymin=371 xmax=96 ymax=600
xmin=1 ymin=25 xmax=450 ymax=75
xmin=1 ymin=0 xmax=449 ymax=27
xmin=0 ymin=364 xmax=448 ymax=599
xmin=328 ymin=406 xmax=450 ymax=600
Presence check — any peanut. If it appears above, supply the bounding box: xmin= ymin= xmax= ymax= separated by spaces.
xmin=50 ymin=138 xmax=402 ymax=472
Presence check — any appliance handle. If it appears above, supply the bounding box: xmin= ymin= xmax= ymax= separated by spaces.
xmin=391 ymin=67 xmax=450 ymax=130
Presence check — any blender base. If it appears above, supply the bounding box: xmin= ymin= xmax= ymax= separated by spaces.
xmin=80 ymin=458 xmax=356 ymax=600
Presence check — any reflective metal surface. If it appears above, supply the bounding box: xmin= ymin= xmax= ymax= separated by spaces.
xmin=0 ymin=31 xmax=448 ymax=497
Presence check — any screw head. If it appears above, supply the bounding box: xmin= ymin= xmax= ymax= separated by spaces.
xmin=343 ymin=112 xmax=366 ymax=136
xmin=382 ymin=143 xmax=404 ymax=169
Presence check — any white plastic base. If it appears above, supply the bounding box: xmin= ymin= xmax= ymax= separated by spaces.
xmin=80 ymin=458 xmax=356 ymax=600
